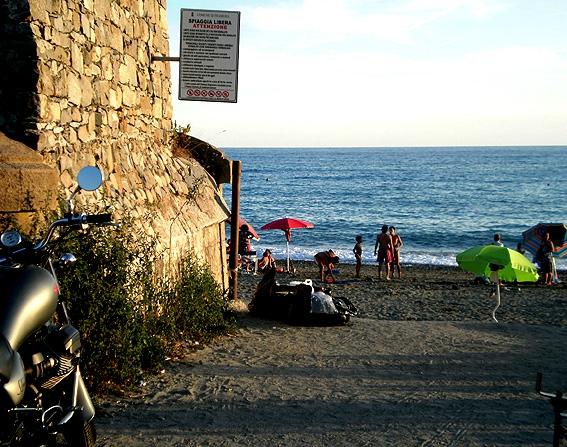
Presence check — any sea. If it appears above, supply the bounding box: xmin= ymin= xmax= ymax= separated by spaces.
xmin=222 ymin=146 xmax=567 ymax=269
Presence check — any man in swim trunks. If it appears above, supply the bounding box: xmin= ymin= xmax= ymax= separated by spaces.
xmin=374 ymin=224 xmax=393 ymax=280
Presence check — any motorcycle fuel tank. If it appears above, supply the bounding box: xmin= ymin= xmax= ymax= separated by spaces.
xmin=0 ymin=265 xmax=58 ymax=350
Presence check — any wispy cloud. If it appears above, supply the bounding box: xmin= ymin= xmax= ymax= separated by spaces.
xmin=400 ymin=0 xmax=507 ymax=18
xmin=247 ymin=0 xmax=508 ymax=47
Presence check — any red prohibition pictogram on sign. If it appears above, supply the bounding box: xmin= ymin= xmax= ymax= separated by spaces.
xmin=186 ymin=89 xmax=233 ymax=100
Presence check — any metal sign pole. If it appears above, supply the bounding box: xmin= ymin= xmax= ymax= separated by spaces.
xmin=229 ymin=160 xmax=242 ymax=301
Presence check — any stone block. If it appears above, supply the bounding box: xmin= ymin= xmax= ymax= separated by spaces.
xmin=108 ymin=24 xmax=124 ymax=52
xmin=93 ymin=0 xmax=112 ymax=19
xmin=38 ymin=95 xmax=49 ymax=120
xmin=121 ymin=87 xmax=137 ymax=107
xmin=80 ymin=14 xmax=91 ymax=37
xmin=0 ymin=131 xmax=58 ymax=217
xmin=80 ymin=76 xmax=94 ymax=107
xmin=77 ymin=125 xmax=91 ymax=142
xmin=72 ymin=11 xmax=81 ymax=32
xmin=29 ymin=0 xmax=50 ymax=24
xmin=67 ymin=72 xmax=82 ymax=106
xmin=48 ymin=101 xmax=61 ymax=121
xmin=71 ymin=42 xmax=84 ymax=74
xmin=59 ymin=169 xmax=74 ymax=189
xmin=68 ymin=128 xmax=77 ymax=144
xmin=50 ymin=29 xmax=70 ymax=48
xmin=101 ymin=54 xmax=114 ymax=80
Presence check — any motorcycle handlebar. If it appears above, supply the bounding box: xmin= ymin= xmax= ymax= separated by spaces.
xmin=35 ymin=213 xmax=114 ymax=250
xmin=83 ymin=213 xmax=113 ymax=224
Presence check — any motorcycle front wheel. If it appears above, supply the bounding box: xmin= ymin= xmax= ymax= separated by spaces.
xmin=61 ymin=417 xmax=96 ymax=447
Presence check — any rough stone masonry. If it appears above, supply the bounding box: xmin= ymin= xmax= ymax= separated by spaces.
xmin=0 ymin=0 xmax=230 ymax=288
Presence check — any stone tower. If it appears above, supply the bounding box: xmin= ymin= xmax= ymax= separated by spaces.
xmin=0 ymin=0 xmax=230 ymax=287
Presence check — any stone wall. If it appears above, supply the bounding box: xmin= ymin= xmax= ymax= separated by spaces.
xmin=0 ymin=0 xmax=230 ymax=288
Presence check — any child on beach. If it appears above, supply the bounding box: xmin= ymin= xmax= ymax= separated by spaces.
xmin=353 ymin=235 xmax=363 ymax=278
xmin=374 ymin=225 xmax=393 ymax=280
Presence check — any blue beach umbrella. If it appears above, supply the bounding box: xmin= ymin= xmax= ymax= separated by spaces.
xmin=522 ymin=223 xmax=567 ymax=258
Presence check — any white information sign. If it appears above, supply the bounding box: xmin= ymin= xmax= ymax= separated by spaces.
xmin=179 ymin=9 xmax=240 ymax=103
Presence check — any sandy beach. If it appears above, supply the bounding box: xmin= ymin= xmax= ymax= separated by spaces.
xmin=96 ymin=262 xmax=567 ymax=446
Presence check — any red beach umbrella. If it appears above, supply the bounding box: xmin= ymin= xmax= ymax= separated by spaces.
xmin=239 ymin=217 xmax=260 ymax=240
xmin=260 ymin=217 xmax=315 ymax=271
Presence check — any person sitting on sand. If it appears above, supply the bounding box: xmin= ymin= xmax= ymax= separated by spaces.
xmin=314 ymin=250 xmax=339 ymax=282
xmin=389 ymin=226 xmax=403 ymax=279
xmin=258 ymin=249 xmax=277 ymax=272
xmin=353 ymin=235 xmax=363 ymax=278
xmin=492 ymin=233 xmax=504 ymax=247
xmin=374 ymin=225 xmax=393 ymax=280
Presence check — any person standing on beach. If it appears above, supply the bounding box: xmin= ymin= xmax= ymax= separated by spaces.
xmin=538 ymin=232 xmax=555 ymax=286
xmin=238 ymin=224 xmax=257 ymax=273
xmin=314 ymin=250 xmax=339 ymax=282
xmin=353 ymin=235 xmax=363 ymax=278
xmin=374 ymin=225 xmax=393 ymax=280
xmin=389 ymin=226 xmax=403 ymax=279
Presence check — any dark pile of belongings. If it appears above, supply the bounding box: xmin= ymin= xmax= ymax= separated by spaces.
xmin=248 ymin=267 xmax=357 ymax=325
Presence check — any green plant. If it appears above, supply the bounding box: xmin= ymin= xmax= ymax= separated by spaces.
xmin=57 ymin=223 xmax=234 ymax=394
xmin=166 ymin=255 xmax=235 ymax=342
xmin=58 ymin=225 xmax=158 ymax=391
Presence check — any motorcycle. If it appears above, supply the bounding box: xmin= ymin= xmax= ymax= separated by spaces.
xmin=0 ymin=166 xmax=112 ymax=446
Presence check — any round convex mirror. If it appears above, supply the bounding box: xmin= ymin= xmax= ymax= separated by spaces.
xmin=0 ymin=230 xmax=22 ymax=248
xmin=77 ymin=166 xmax=103 ymax=191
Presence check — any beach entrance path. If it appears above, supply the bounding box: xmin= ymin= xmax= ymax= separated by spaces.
xmin=96 ymin=319 xmax=567 ymax=446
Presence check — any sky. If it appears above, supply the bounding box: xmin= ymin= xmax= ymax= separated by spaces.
xmin=166 ymin=0 xmax=567 ymax=148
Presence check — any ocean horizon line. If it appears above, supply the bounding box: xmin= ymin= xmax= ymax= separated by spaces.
xmin=223 ymin=145 xmax=567 ymax=150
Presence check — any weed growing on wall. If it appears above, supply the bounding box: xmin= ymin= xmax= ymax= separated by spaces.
xmin=57 ymin=223 xmax=235 ymax=394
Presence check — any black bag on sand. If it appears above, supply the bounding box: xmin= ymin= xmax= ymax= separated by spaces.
xmin=248 ymin=268 xmax=357 ymax=325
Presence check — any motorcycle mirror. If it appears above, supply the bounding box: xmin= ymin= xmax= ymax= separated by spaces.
xmin=77 ymin=166 xmax=103 ymax=191
xmin=0 ymin=230 xmax=22 ymax=248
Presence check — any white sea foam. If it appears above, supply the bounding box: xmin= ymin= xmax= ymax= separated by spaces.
xmin=227 ymin=147 xmax=567 ymax=270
